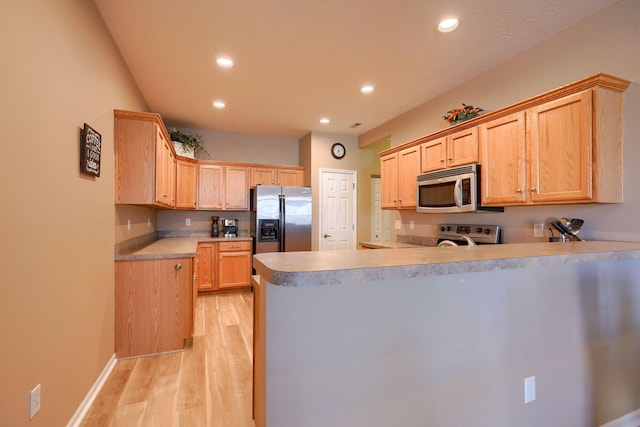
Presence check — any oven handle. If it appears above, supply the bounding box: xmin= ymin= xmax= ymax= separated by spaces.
xmin=453 ymin=179 xmax=463 ymax=207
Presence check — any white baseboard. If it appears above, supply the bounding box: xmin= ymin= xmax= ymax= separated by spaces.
xmin=66 ymin=353 xmax=117 ymax=427
xmin=600 ymin=408 xmax=640 ymax=427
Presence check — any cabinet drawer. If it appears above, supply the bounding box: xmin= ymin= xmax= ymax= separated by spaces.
xmin=218 ymin=240 xmax=252 ymax=252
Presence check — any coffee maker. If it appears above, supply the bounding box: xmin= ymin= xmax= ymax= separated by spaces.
xmin=220 ymin=218 xmax=238 ymax=237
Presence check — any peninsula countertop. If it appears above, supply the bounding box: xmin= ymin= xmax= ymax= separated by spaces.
xmin=253 ymin=241 xmax=640 ymax=287
xmin=115 ymin=236 xmax=253 ymax=261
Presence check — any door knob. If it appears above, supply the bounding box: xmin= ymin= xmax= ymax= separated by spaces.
xmin=323 ymin=234 xmax=332 ymax=238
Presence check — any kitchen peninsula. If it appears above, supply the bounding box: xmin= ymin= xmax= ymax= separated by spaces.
xmin=253 ymin=241 xmax=640 ymax=427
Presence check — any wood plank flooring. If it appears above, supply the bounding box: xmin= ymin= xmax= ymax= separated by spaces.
xmin=80 ymin=293 xmax=254 ymax=427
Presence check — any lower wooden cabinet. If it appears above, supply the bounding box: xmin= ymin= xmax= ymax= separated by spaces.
xmin=196 ymin=240 xmax=252 ymax=292
xmin=115 ymin=257 xmax=193 ymax=358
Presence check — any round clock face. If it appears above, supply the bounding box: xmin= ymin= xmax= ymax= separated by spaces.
xmin=331 ymin=143 xmax=346 ymax=159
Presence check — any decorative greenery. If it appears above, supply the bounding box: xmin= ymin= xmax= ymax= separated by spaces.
xmin=443 ymin=103 xmax=484 ymax=125
xmin=168 ymin=127 xmax=209 ymax=157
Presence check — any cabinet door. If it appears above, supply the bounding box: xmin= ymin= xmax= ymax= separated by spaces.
xmin=196 ymin=242 xmax=214 ymax=290
xmin=380 ymin=153 xmax=399 ymax=209
xmin=420 ymin=138 xmax=446 ymax=172
xmin=115 ymin=258 xmax=192 ymax=358
xmin=198 ymin=164 xmax=224 ymax=209
xmin=218 ymin=250 xmax=251 ymax=289
xmin=480 ymin=112 xmax=527 ymax=205
xmin=225 ymin=165 xmax=249 ymax=210
xmin=251 ymin=167 xmax=276 ymax=187
xmin=398 ymin=146 xmax=420 ymax=208
xmin=447 ymin=127 xmax=479 ymax=167
xmin=528 ymin=90 xmax=592 ymax=203
xmin=176 ymin=160 xmax=198 ymax=209
xmin=155 ymin=126 xmax=171 ymax=206
xmin=277 ymin=168 xmax=303 ymax=186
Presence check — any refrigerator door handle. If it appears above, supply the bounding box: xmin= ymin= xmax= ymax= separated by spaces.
xmin=279 ymin=193 xmax=285 ymax=252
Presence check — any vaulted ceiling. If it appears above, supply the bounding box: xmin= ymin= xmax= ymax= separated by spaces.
xmin=95 ymin=0 xmax=619 ymax=139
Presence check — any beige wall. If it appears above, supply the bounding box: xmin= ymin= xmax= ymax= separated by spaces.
xmin=360 ymin=0 xmax=640 ymax=245
xmin=0 ymin=0 xmax=148 ymax=425
xmin=167 ymin=127 xmax=300 ymax=165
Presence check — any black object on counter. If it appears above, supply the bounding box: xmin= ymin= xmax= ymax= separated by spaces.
xmin=211 ymin=216 xmax=219 ymax=237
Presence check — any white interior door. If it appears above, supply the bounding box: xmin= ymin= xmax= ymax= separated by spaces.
xmin=320 ymin=169 xmax=357 ymax=250
xmin=371 ymin=177 xmax=391 ymax=242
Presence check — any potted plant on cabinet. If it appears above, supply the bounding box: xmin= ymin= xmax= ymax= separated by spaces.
xmin=168 ymin=127 xmax=209 ymax=159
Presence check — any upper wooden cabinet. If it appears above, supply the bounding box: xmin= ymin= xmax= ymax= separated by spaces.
xmin=380 ymin=73 xmax=629 ymax=209
xmin=115 ymin=110 xmax=176 ymax=208
xmin=198 ymin=163 xmax=249 ymax=210
xmin=380 ymin=146 xmax=420 ymax=209
xmin=421 ymin=127 xmax=479 ymax=172
xmin=481 ymin=85 xmax=624 ymax=206
xmin=250 ymin=166 xmax=304 ymax=187
xmin=176 ymin=159 xmax=198 ymax=209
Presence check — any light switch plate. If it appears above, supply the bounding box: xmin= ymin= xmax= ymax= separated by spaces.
xmin=395 ymin=220 xmax=401 ymax=230
xmin=410 ymin=220 xmax=415 ymax=230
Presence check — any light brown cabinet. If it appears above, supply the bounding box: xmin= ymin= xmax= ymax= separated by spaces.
xmin=380 ymin=73 xmax=628 ymax=209
xmin=217 ymin=241 xmax=252 ymax=290
xmin=195 ymin=242 xmax=215 ymax=290
xmin=198 ymin=163 xmax=248 ymax=210
xmin=115 ymin=257 xmax=193 ymax=358
xmin=276 ymin=168 xmax=304 ymax=186
xmin=421 ymin=127 xmax=479 ymax=172
xmin=176 ymin=159 xmax=198 ymax=209
xmin=380 ymin=146 xmax=420 ymax=209
xmin=250 ymin=166 xmax=304 ymax=187
xmin=481 ymin=86 xmax=623 ymax=206
xmin=115 ymin=110 xmax=177 ymax=208
xmin=196 ymin=240 xmax=252 ymax=292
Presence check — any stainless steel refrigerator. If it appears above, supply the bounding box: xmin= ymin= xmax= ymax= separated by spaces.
xmin=251 ymin=186 xmax=312 ymax=254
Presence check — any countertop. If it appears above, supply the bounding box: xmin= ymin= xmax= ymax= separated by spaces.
xmin=253 ymin=241 xmax=640 ymax=287
xmin=359 ymin=241 xmax=427 ymax=249
xmin=115 ymin=236 xmax=253 ymax=261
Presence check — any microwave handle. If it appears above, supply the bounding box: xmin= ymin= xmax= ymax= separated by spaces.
xmin=453 ymin=179 xmax=462 ymax=207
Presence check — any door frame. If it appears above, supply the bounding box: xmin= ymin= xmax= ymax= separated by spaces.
xmin=318 ymin=168 xmax=358 ymax=251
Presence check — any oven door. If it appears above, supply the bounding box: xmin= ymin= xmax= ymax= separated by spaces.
xmin=417 ymin=172 xmax=477 ymax=213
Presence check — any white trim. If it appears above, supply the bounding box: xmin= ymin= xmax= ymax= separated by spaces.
xmin=66 ymin=353 xmax=117 ymax=427
xmin=600 ymin=408 xmax=640 ymax=427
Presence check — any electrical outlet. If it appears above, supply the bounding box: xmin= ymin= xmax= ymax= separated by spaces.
xmin=533 ymin=223 xmax=544 ymax=238
xmin=186 ymin=218 xmax=191 ymax=226
xmin=127 ymin=219 xmax=131 ymax=231
xmin=29 ymin=384 xmax=41 ymax=419
xmin=410 ymin=220 xmax=415 ymax=230
xmin=524 ymin=376 xmax=536 ymax=404
xmin=394 ymin=220 xmax=401 ymax=230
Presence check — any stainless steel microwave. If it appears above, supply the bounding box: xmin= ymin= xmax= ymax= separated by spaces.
xmin=416 ymin=164 xmax=503 ymax=213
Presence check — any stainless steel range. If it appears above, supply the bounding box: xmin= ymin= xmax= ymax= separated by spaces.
xmin=437 ymin=223 xmax=502 ymax=246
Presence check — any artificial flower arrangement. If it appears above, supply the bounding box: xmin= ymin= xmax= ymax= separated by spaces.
xmin=168 ymin=127 xmax=209 ymax=158
xmin=443 ymin=103 xmax=484 ymax=125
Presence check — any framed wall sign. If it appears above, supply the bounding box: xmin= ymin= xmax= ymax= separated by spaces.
xmin=80 ymin=123 xmax=101 ymax=177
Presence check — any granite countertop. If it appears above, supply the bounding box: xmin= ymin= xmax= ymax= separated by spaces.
xmin=115 ymin=236 xmax=253 ymax=261
xmin=359 ymin=241 xmax=427 ymax=249
xmin=253 ymin=241 xmax=640 ymax=287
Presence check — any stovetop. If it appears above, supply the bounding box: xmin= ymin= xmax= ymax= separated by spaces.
xmin=437 ymin=224 xmax=502 ymax=245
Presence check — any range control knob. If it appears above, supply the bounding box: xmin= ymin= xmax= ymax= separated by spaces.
xmin=476 ymin=227 xmax=483 ymax=233
xmin=484 ymin=228 xmax=492 ymax=235
xmin=440 ymin=226 xmax=446 ymax=232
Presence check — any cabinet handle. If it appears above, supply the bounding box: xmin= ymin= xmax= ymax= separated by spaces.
xmin=448 ymin=157 xmax=453 ymax=161
xmin=516 ymin=188 xmax=523 ymax=193
xmin=175 ymin=263 xmax=182 ymax=270
xmin=530 ymin=187 xmax=537 ymax=192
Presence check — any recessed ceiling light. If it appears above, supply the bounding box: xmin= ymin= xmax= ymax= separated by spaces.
xmin=320 ymin=118 xmax=330 ymax=124
xmin=437 ymin=17 xmax=460 ymax=33
xmin=213 ymin=101 xmax=226 ymax=109
xmin=216 ymin=57 xmax=234 ymax=68
xmin=360 ymin=85 xmax=375 ymax=94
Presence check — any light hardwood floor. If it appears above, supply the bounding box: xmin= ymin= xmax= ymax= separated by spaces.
xmin=80 ymin=293 xmax=254 ymax=427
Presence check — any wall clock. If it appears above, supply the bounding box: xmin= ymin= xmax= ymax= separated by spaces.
xmin=331 ymin=142 xmax=346 ymax=159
